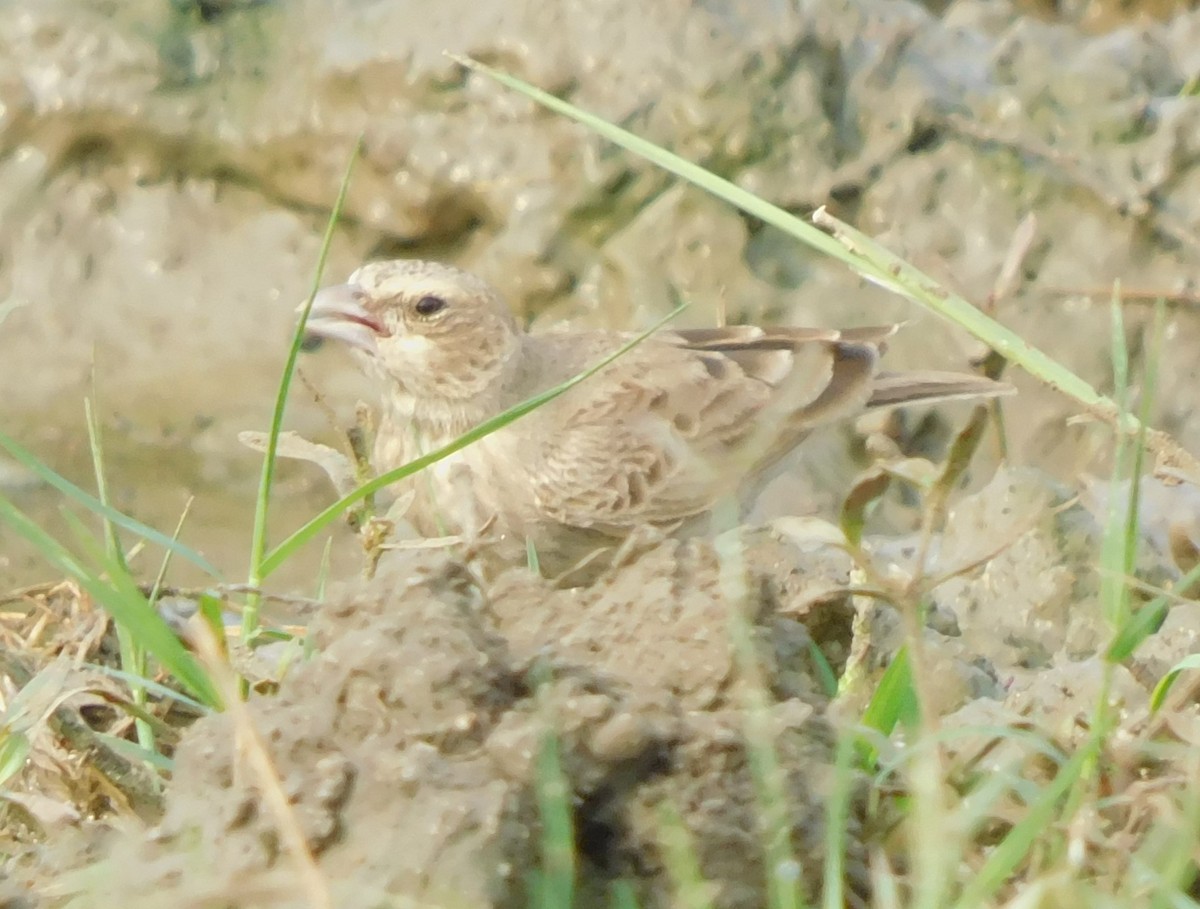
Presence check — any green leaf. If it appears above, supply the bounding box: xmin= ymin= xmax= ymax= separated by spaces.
xmin=1150 ymin=653 xmax=1200 ymax=713
xmin=0 ymin=731 xmax=31 ymax=789
xmin=857 ymin=646 xmax=919 ymax=769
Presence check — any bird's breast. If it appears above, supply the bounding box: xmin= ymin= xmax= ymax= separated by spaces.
xmin=375 ymin=409 xmax=532 ymax=540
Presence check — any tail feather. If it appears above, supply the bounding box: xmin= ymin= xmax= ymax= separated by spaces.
xmin=867 ymin=370 xmax=1014 ymax=409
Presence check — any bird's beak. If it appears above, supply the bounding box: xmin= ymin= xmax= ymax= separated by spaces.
xmin=300 ymin=283 xmax=389 ymax=354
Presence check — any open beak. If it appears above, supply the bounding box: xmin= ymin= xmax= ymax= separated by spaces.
xmin=299 ymin=283 xmax=389 ymax=354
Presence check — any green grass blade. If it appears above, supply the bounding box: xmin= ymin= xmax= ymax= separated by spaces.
xmin=244 ymin=135 xmax=363 ymax=637
xmin=1108 ymin=560 xmax=1200 ymax=664
xmin=91 ymin=731 xmax=174 ymax=773
xmin=0 ymin=730 xmax=31 ymax=789
xmin=1107 ymin=597 xmax=1170 ymax=663
xmin=260 ymin=301 xmax=687 ymax=578
xmin=459 ymin=57 xmax=1154 ymax=449
xmin=534 ymin=729 xmax=575 ymax=909
xmin=1150 ymin=654 xmax=1200 ymax=712
xmin=85 ymin=396 xmax=153 ymax=753
xmin=861 ymin=647 xmax=918 ymax=739
xmin=821 ymin=733 xmax=857 ymax=909
xmin=0 ymin=428 xmax=221 ymax=578
xmin=657 ymin=799 xmax=714 ymax=909
xmin=532 ymin=671 xmax=575 ymax=909
xmin=57 ymin=506 xmax=221 ymax=710
xmin=812 ymin=212 xmax=1138 ymax=434
xmin=807 ymin=642 xmax=838 ymax=699
xmin=84 ymin=397 xmax=129 ymax=575
xmin=951 ymin=742 xmax=1095 ymax=908
xmin=451 ymin=56 xmax=851 ymax=264
xmin=85 ymin=664 xmax=210 ymax=715
xmin=0 ymin=494 xmax=221 ymax=709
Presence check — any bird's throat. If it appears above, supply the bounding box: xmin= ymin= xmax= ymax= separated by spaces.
xmin=380 ymin=389 xmax=499 ymax=453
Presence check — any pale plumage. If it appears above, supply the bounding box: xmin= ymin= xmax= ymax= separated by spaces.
xmin=304 ymin=260 xmax=1009 ymax=571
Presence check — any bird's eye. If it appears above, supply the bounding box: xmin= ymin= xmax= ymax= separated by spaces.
xmin=414 ymin=295 xmax=447 ymax=317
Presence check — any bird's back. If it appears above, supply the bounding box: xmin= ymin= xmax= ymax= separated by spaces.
xmin=490 ymin=325 xmax=891 ymax=534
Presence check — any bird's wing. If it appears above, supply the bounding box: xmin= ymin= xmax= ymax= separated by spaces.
xmin=527 ymin=326 xmax=891 ymax=529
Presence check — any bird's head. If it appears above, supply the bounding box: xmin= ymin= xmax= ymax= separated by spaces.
xmin=303 ymin=260 xmax=522 ymax=404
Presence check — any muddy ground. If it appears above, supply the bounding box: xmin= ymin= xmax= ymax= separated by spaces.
xmin=3 ymin=0 xmax=1200 ymax=906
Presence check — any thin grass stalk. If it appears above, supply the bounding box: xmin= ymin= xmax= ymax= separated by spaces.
xmin=191 ymin=623 xmax=332 ymax=909
xmin=533 ymin=670 xmax=576 ymax=909
xmin=658 ymin=799 xmax=715 ymax=909
xmin=244 ymin=136 xmax=362 ymax=639
xmin=821 ymin=732 xmax=857 ymax=909
xmin=459 ymin=58 xmax=1200 ymax=482
xmin=951 ymin=743 xmax=1095 ymax=908
xmin=84 ymin=396 xmax=154 ymax=753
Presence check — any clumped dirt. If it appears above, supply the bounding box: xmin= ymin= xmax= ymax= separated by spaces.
xmin=7 ymin=541 xmax=864 ymax=909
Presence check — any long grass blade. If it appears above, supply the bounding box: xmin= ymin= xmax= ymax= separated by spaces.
xmin=0 ymin=428 xmax=221 ymax=578
xmin=658 ymin=799 xmax=714 ymax=909
xmin=85 ymin=396 xmax=153 ymax=753
xmin=1109 ymin=558 xmax=1200 ymax=664
xmin=951 ymin=742 xmax=1094 ymax=908
xmin=244 ymin=135 xmax=363 ymax=637
xmin=458 ymin=57 xmax=1179 ymax=464
xmin=85 ymin=664 xmax=209 ymax=715
xmin=822 ymin=733 xmax=857 ymax=909
xmin=532 ymin=666 xmax=575 ymax=909
xmin=91 ymin=732 xmax=174 ymax=773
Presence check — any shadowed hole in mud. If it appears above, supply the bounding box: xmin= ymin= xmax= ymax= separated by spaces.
xmin=575 ymin=748 xmax=675 ymax=876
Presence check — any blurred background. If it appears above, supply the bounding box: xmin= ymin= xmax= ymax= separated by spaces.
xmin=2 ymin=0 xmax=1200 ymax=590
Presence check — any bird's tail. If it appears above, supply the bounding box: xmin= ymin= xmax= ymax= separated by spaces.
xmin=866 ymin=371 xmax=1014 ymax=409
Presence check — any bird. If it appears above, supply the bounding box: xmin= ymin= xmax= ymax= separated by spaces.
xmin=302 ymin=259 xmax=1010 ymax=575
